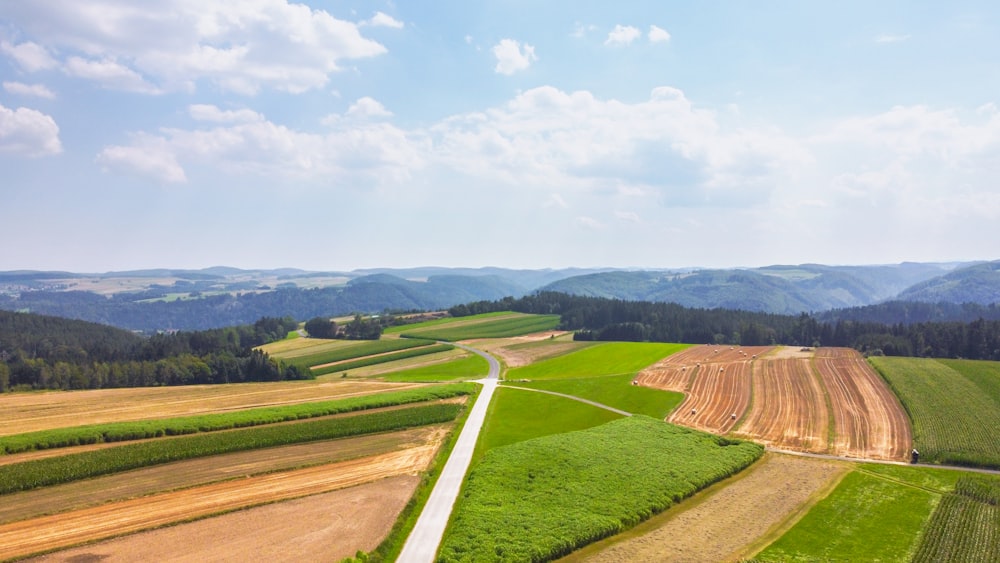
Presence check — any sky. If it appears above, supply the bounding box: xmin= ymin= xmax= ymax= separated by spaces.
xmin=2 ymin=1 xmax=999 ymax=273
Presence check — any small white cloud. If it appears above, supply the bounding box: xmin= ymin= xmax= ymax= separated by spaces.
xmin=571 ymin=22 xmax=597 ymax=38
xmin=492 ymin=39 xmax=537 ymax=75
xmin=64 ymin=56 xmax=162 ymax=94
xmin=0 ymin=40 xmax=58 ymax=72
xmin=3 ymin=81 xmax=55 ymax=99
xmin=366 ymin=11 xmax=404 ymax=29
xmin=543 ymin=194 xmax=569 ymax=208
xmin=576 ymin=216 xmax=606 ymax=230
xmin=346 ymin=97 xmax=393 ymax=118
xmin=648 ymin=25 xmax=671 ymax=43
xmin=0 ymin=102 xmax=62 ymax=156
xmin=605 ymin=25 xmax=642 ymax=46
xmin=615 ymin=210 xmax=641 ymax=223
xmin=875 ymin=34 xmax=911 ymax=43
xmin=97 ymin=141 xmax=187 ymax=183
xmin=188 ymin=104 xmax=263 ymax=124
xmin=465 ymin=35 xmax=473 ymax=45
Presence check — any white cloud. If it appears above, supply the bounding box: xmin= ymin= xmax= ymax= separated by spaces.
xmin=0 ymin=1 xmax=387 ymax=95
xmin=492 ymin=39 xmax=537 ymax=75
xmin=97 ymin=139 xmax=187 ymax=183
xmin=543 ymin=194 xmax=569 ymax=208
xmin=3 ymin=81 xmax=56 ymax=99
xmin=875 ymin=34 xmax=911 ymax=43
xmin=576 ymin=216 xmax=605 ymax=230
xmin=605 ymin=25 xmax=642 ymax=46
xmin=0 ymin=102 xmax=62 ymax=156
xmin=188 ymin=104 xmax=264 ymax=124
xmin=365 ymin=11 xmax=404 ymax=29
xmin=0 ymin=40 xmax=58 ymax=72
xmin=615 ymin=211 xmax=641 ymax=223
xmin=648 ymin=25 xmax=671 ymax=43
xmin=571 ymin=22 xmax=597 ymax=38
xmin=64 ymin=56 xmax=162 ymax=94
xmin=346 ymin=97 xmax=393 ymax=119
xmin=465 ymin=35 xmax=473 ymax=45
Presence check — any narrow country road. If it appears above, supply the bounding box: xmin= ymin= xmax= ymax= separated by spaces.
xmin=397 ymin=343 xmax=500 ymax=563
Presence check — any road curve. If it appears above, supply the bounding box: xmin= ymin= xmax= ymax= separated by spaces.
xmin=397 ymin=343 xmax=500 ymax=563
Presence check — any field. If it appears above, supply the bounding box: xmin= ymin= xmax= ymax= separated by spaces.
xmin=507 ymin=342 xmax=689 ymax=381
xmin=912 ymin=476 xmax=1000 ymax=562
xmin=463 ymin=332 xmax=590 ymax=368
xmin=393 ymin=312 xmax=561 ymax=341
xmin=380 ymin=354 xmax=490 ymax=382
xmin=509 ymin=374 xmax=683 ymax=419
xmin=638 ymin=346 xmax=912 ymax=460
xmin=870 ymin=356 xmax=1000 ymax=468
xmin=439 ymin=416 xmax=763 ymax=562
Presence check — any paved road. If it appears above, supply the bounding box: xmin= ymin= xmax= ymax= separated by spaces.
xmin=397 ymin=344 xmax=500 ymax=563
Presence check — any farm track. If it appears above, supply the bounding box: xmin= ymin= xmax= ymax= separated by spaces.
xmin=639 ymin=347 xmax=912 ymax=462
xmin=0 ymin=443 xmax=440 ymax=561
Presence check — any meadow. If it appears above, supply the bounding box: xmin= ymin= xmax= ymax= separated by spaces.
xmin=506 ymin=342 xmax=689 ymax=380
xmin=380 ymin=354 xmax=490 ymax=382
xmin=508 ymin=374 xmax=684 ymax=418
xmin=392 ymin=312 xmax=560 ymax=341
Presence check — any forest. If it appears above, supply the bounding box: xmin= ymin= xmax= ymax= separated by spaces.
xmin=0 ymin=312 xmax=305 ymax=392
xmin=451 ymin=293 xmax=1000 ymax=360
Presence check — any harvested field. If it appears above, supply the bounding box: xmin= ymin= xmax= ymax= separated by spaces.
xmin=0 ymin=443 xmax=439 ymax=561
xmin=0 ymin=425 xmax=446 ymax=524
xmin=28 ymin=475 xmax=419 ymax=563
xmin=638 ymin=346 xmax=912 ymax=461
xmin=569 ymin=454 xmax=848 ymax=563
xmin=734 ymin=358 xmax=829 ymax=452
xmin=470 ymin=333 xmax=586 ymax=368
xmin=814 ymin=348 xmax=912 ymax=460
xmin=0 ymin=380 xmax=418 ymax=436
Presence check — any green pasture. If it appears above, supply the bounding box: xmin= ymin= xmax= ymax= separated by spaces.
xmin=506 ymin=342 xmax=689 ymax=380
xmin=440 ymin=416 xmax=763 ymax=562
xmin=393 ymin=312 xmax=560 ymax=341
xmin=508 ymin=374 xmax=683 ymax=418
xmin=473 ymin=387 xmax=623 ymax=462
xmin=870 ymin=356 xmax=1000 ymax=468
xmin=381 ymin=354 xmax=490 ymax=383
xmin=310 ymin=343 xmax=454 ymax=376
xmin=383 ymin=312 xmax=512 ymax=335
xmin=913 ymin=476 xmax=1000 ymax=562
xmin=283 ymin=338 xmax=435 ymax=369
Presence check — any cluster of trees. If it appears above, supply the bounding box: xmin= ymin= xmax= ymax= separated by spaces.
xmin=451 ymin=292 xmax=1000 ymax=360
xmin=304 ymin=313 xmax=413 ymax=340
xmin=0 ymin=312 xmax=305 ymax=392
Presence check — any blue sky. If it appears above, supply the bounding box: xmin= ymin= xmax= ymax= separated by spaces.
xmin=2 ymin=1 xmax=998 ymax=272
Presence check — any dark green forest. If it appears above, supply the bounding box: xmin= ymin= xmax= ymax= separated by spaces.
xmin=0 ymin=312 xmax=304 ymax=392
xmin=452 ymin=293 xmax=1000 ymax=360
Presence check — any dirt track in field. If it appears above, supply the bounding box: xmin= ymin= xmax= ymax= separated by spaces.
xmin=638 ymin=346 xmax=912 ymax=461
xmin=570 ymin=454 xmax=849 ymax=563
xmin=27 ymin=475 xmax=420 ymax=563
xmin=466 ymin=332 xmax=577 ymax=368
xmin=0 ymin=444 xmax=439 ymax=561
xmin=0 ymin=380 xmax=420 ymax=436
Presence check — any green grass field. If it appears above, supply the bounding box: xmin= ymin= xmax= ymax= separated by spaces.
xmin=393 ymin=312 xmax=560 ymax=341
xmin=440 ymin=416 xmax=763 ymax=562
xmin=283 ymin=338 xmax=436 ymax=369
xmin=309 ymin=343 xmax=455 ymax=376
xmin=870 ymin=357 xmax=1000 ymax=468
xmin=506 ymin=342 xmax=689 ymax=380
xmin=912 ymin=475 xmax=1000 ymax=563
xmin=473 ymin=387 xmax=623 ymax=462
xmin=756 ymin=469 xmax=940 ymax=562
xmin=381 ymin=354 xmax=490 ymax=382
xmin=508 ymin=374 xmax=683 ymax=418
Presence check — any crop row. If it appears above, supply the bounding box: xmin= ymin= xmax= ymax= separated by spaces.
xmin=399 ymin=314 xmax=560 ymax=341
xmin=0 ymin=402 xmax=462 ymax=495
xmin=438 ymin=416 xmax=763 ymax=562
xmin=286 ymin=338 xmax=435 ymax=369
xmin=309 ymin=343 xmax=454 ymax=376
xmin=869 ymin=357 xmax=1000 ymax=469
xmin=0 ymin=383 xmax=474 ymax=455
xmin=912 ymin=477 xmax=1000 ymax=563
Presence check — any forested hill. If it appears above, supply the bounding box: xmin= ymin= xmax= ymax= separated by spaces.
xmin=895 ymin=260 xmax=1000 ymax=305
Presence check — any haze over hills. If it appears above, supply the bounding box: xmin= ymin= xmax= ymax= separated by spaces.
xmin=0 ymin=261 xmax=998 ymax=332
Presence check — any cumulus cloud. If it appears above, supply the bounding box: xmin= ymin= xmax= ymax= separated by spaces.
xmin=571 ymin=22 xmax=597 ymax=38
xmin=648 ymin=25 xmax=671 ymax=43
xmin=346 ymin=97 xmax=393 ymax=119
xmin=605 ymin=25 xmax=642 ymax=46
xmin=3 ymin=81 xmax=56 ymax=99
xmin=365 ymin=11 xmax=404 ymax=28
xmin=0 ymin=40 xmax=58 ymax=72
xmin=492 ymin=39 xmax=537 ymax=75
xmin=97 ymin=139 xmax=187 ymax=183
xmin=0 ymin=1 xmax=387 ymax=95
xmin=0 ymin=102 xmax=62 ymax=156
xmin=188 ymin=104 xmax=264 ymax=123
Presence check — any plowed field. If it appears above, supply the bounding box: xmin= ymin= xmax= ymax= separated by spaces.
xmin=0 ymin=444 xmax=439 ymax=561
xmin=638 ymin=347 xmax=911 ymax=461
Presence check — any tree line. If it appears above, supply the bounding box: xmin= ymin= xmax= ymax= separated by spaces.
xmin=0 ymin=312 xmax=305 ymax=392
xmin=451 ymin=292 xmax=1000 ymax=360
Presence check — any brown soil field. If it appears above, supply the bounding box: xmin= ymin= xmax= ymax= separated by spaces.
xmin=734 ymin=358 xmax=829 ymax=452
xmin=0 ymin=443 xmax=439 ymax=560
xmin=638 ymin=346 xmax=911 ymax=461
xmin=0 ymin=425 xmax=446 ymax=524
xmin=813 ymin=348 xmax=912 ymax=460
xmin=565 ymin=454 xmax=849 ymax=563
xmin=28 ymin=475 xmax=420 ymax=563
xmin=0 ymin=379 xmax=419 ymax=436
xmin=469 ymin=333 xmax=583 ymax=368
